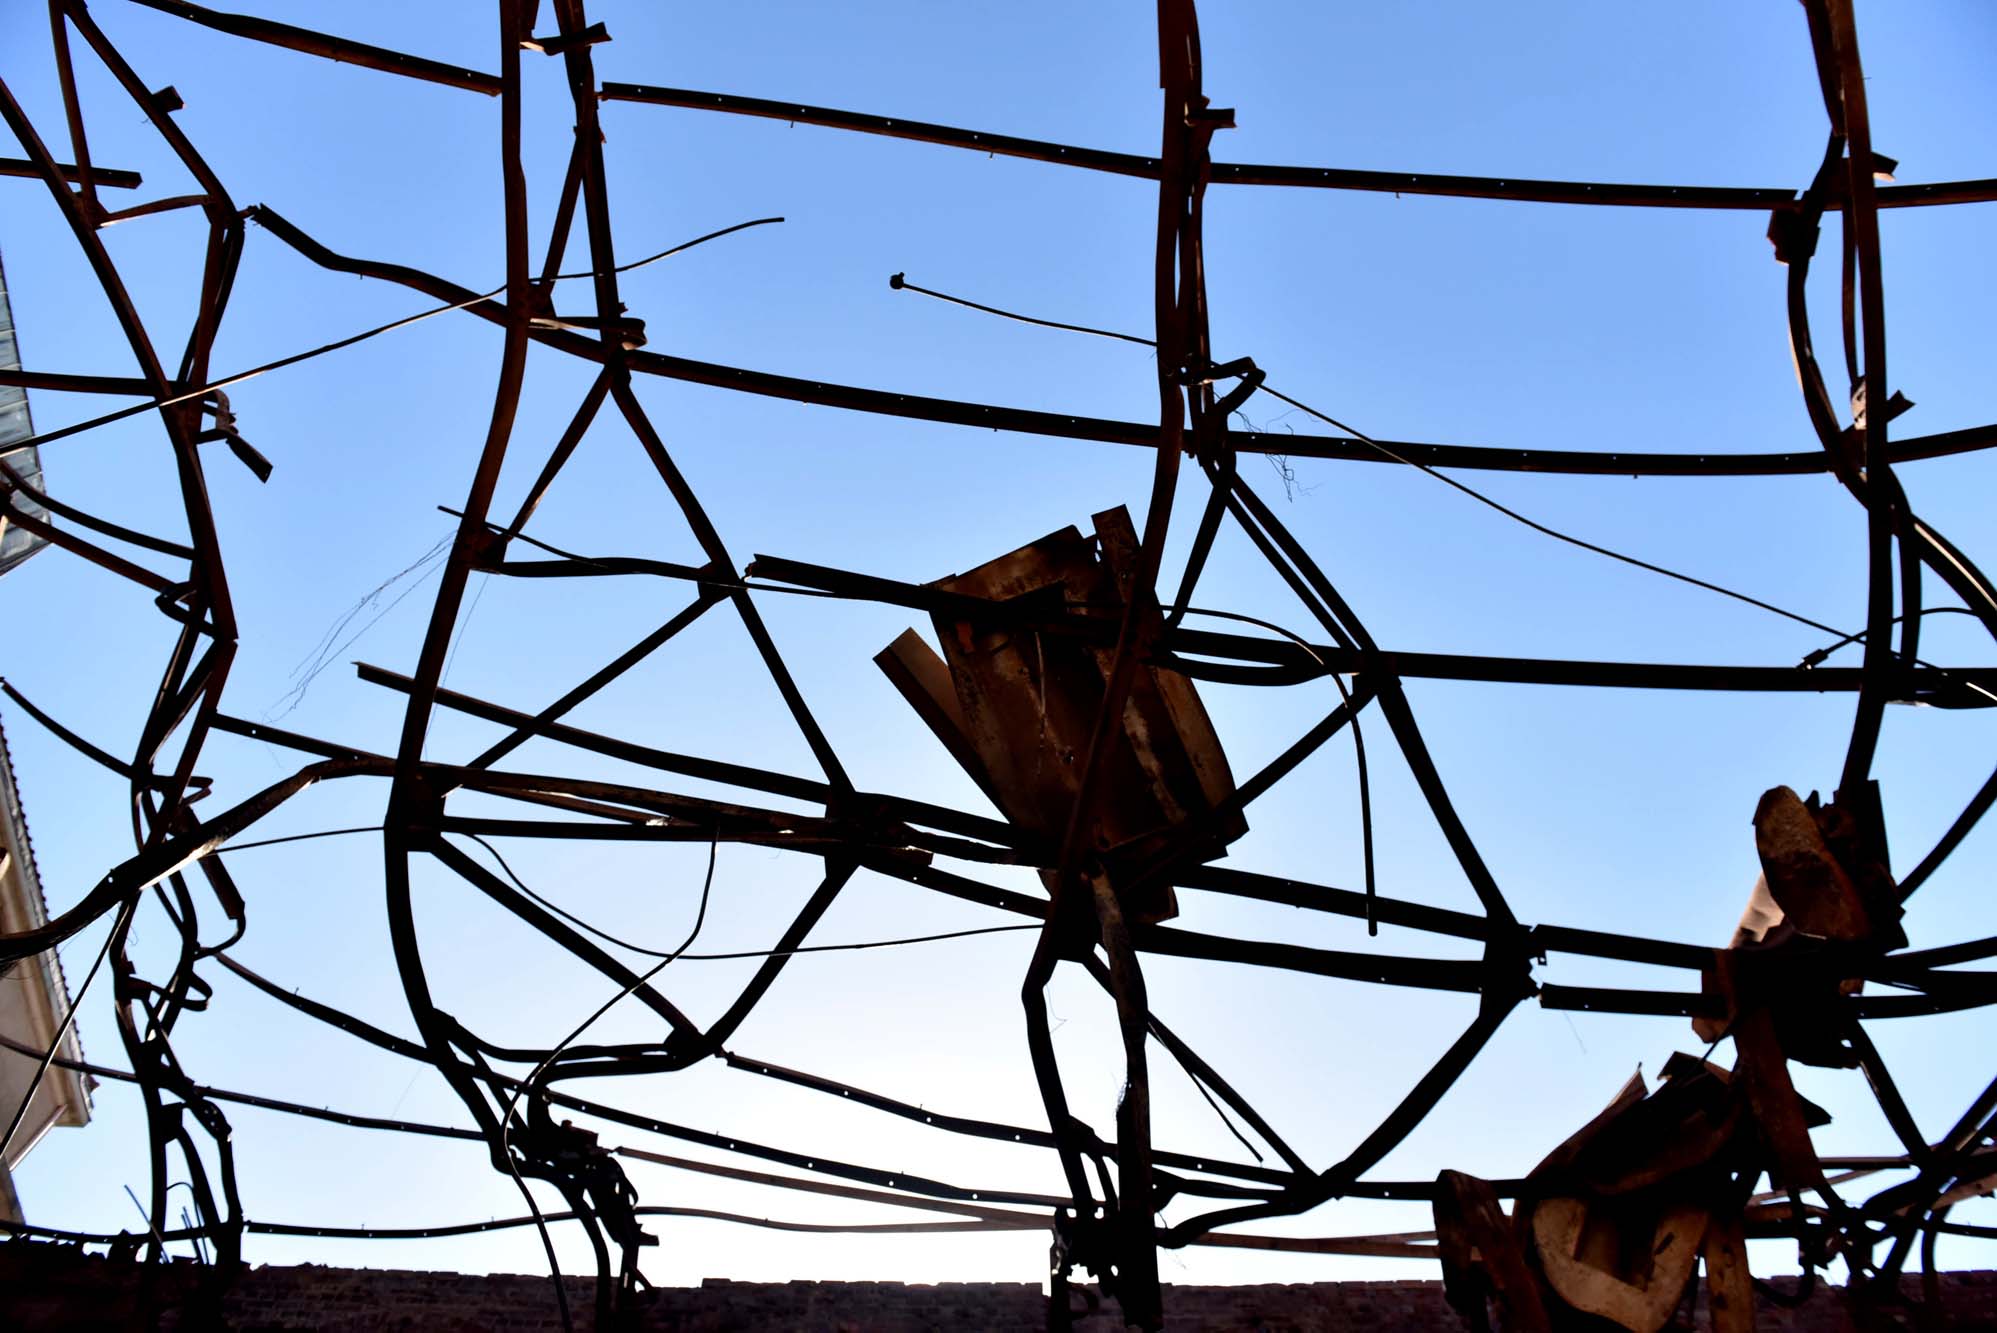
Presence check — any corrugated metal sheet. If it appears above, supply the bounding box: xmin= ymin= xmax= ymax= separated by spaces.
xmin=0 ymin=249 xmax=50 ymax=577
xmin=0 ymin=712 xmax=91 ymax=1169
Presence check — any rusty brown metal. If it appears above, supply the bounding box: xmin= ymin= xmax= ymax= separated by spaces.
xmin=0 ymin=2 xmax=1992 ymax=1329
xmin=879 ymin=506 xmax=1244 ymax=933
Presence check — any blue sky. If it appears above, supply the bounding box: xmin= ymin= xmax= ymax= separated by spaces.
xmin=1 ymin=0 xmax=1994 ymax=1290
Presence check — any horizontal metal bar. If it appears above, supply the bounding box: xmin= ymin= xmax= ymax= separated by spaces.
xmin=601 ymin=83 xmax=1997 ymax=213
xmin=1548 ymin=972 xmax=1997 ymax=1022
xmin=1537 ymin=984 xmax=1712 ymax=1017
xmin=624 ymin=346 xmax=1989 ymax=479
xmin=0 ymin=368 xmax=155 ymax=396
xmin=358 ymin=661 xmax=831 ymax=804
xmin=1853 ymin=987 xmax=1997 ymax=1020
xmin=722 ymin=1053 xmax=1292 ymax=1188
xmin=210 ymin=713 xmax=383 ymax=764
xmin=752 ymin=555 xmax=1997 ymax=700
xmin=1178 ymin=865 xmax=1490 ymax=943
xmin=855 ymin=853 xmax=1050 ymax=921
xmin=438 ymin=814 xmax=936 ymax=864
xmin=490 ymin=555 xmax=709 ymax=581
xmin=1528 ymin=924 xmax=1710 ymax=971
xmin=357 ymin=662 xmax=1025 ymax=849
xmin=616 ymin=1145 xmax=1049 ymax=1223
xmin=216 ymin=951 xmax=1540 ymax=1213
xmin=97 ymin=192 xmax=210 ymax=226
xmin=541 ymin=1089 xmax=1067 ymax=1213
xmin=1882 ymin=936 xmax=1997 ymax=971
xmin=0 ymin=1029 xmax=479 ymax=1143
xmin=0 ymin=457 xmax=196 ymax=558
xmin=225 ymin=921 xmax=1069 ymax=1213
xmin=247 ymin=1206 xmax=1048 ymax=1241
xmin=129 ymin=0 xmax=502 ymax=95
xmin=1191 ymin=1230 xmax=1435 ymax=1258
xmin=1133 ymin=923 xmax=1490 ymax=992
xmin=0 ymin=498 xmax=174 ymax=592
xmin=599 ymin=83 xmax=1165 ymax=178
xmin=0 ymin=157 xmax=143 ymax=189
xmin=1166 ymin=628 xmax=1997 ymax=698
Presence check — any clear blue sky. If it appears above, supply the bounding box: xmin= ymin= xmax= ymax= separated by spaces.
xmin=2 ymin=0 xmax=1993 ymax=1290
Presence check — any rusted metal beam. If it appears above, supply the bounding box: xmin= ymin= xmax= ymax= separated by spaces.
xmin=128 ymin=0 xmax=502 ymax=95
xmin=0 ymin=157 xmax=142 ymax=189
xmin=601 ymin=84 xmax=1997 ymax=212
xmin=243 ymin=206 xmax=1997 ymax=479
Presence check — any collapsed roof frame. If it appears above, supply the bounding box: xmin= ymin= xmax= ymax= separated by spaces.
xmin=0 ymin=0 xmax=1993 ymax=1327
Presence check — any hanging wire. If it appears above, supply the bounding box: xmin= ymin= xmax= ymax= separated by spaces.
xmin=887 ymin=274 xmax=1848 ymax=637
xmin=1183 ymin=606 xmax=1378 ymax=934
xmin=1 ymin=898 xmax=136 ymax=1160
xmin=494 ymin=838 xmax=718 ymax=1330
xmin=4 ymin=217 xmax=784 ymax=459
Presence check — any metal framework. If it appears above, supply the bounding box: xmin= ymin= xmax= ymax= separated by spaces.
xmin=0 ymin=2 xmax=1993 ymax=1328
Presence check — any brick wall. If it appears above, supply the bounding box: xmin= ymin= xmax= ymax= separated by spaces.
xmin=5 ymin=1241 xmax=1994 ymax=1330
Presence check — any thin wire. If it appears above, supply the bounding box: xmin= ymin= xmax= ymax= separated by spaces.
xmin=120 ymin=1183 xmax=167 ymax=1253
xmin=455 ymin=509 xmax=845 ymax=601
xmin=0 ymin=897 xmax=134 ymax=1160
xmin=2 ymin=217 xmax=784 ymax=458
xmin=239 ymin=1205 xmax=1048 ymax=1241
xmin=1799 ymin=606 xmax=1977 ymax=667
xmin=267 ymin=532 xmax=452 ymax=720
xmin=675 ymin=927 xmax=1038 ymax=960
xmin=565 ymin=216 xmax=783 ymax=282
xmin=207 ymin=824 xmax=1035 ymax=957
xmin=496 ymin=838 xmax=718 ymax=1321
xmin=475 ymin=423 xmax=1997 ymax=707
xmin=1181 ymin=606 xmax=1378 ymax=933
xmin=179 ymin=1205 xmax=208 ymax=1265
xmin=441 ymin=572 xmax=490 ymax=687
xmin=905 ymin=271 xmax=1997 ymax=718
xmin=888 ymin=273 xmax=1155 ymax=346
xmin=889 ymin=275 xmax=1848 ymax=639
xmin=216 ymin=825 xmax=385 ymax=853
xmin=4 ymin=301 xmax=511 ymax=456
xmin=1253 ymin=383 xmax=1850 ymax=638
xmin=0 ymin=1215 xmax=203 ymax=1244
xmin=282 ymin=532 xmax=451 ymax=689
xmin=456 ymin=833 xmax=1036 ymax=960
xmin=1180 ymin=1063 xmax=1264 ymax=1164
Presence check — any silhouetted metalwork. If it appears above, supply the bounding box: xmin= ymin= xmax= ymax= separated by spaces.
xmin=0 ymin=2 xmax=1993 ymax=1328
